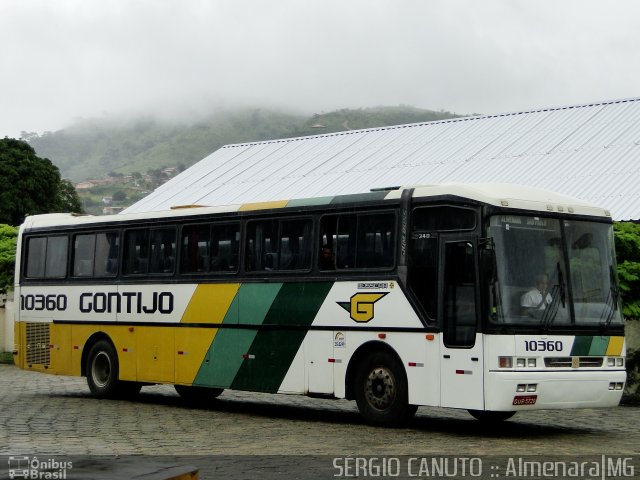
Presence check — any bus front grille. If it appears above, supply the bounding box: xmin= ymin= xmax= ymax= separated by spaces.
xmin=25 ymin=323 xmax=50 ymax=366
xmin=544 ymin=357 xmax=604 ymax=368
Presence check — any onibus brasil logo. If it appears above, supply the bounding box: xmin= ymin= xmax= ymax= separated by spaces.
xmin=8 ymin=456 xmax=72 ymax=479
xmin=337 ymin=292 xmax=388 ymax=322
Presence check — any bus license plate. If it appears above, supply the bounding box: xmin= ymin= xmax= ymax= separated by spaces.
xmin=513 ymin=395 xmax=537 ymax=405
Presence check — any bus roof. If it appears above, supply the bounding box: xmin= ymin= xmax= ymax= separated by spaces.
xmin=22 ymin=183 xmax=609 ymax=231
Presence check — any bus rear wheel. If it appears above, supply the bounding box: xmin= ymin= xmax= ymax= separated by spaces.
xmin=354 ymin=351 xmax=417 ymax=426
xmin=174 ymin=385 xmax=224 ymax=403
xmin=86 ymin=340 xmax=120 ymax=398
xmin=468 ymin=410 xmax=516 ymax=422
xmin=86 ymin=339 xmax=141 ymax=399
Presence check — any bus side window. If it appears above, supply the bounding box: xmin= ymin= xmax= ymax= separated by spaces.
xmin=25 ymin=237 xmax=47 ymax=278
xmin=355 ymin=213 xmax=395 ymax=268
xmin=149 ymin=228 xmax=176 ymax=274
xmin=279 ymin=219 xmax=312 ymax=270
xmin=25 ymin=236 xmax=69 ymax=280
xmin=211 ymin=223 xmax=240 ymax=272
xmin=123 ymin=229 xmax=150 ymax=275
xmin=94 ymin=232 xmax=119 ymax=277
xmin=246 ymin=220 xmax=277 ymax=271
xmin=180 ymin=224 xmax=210 ymax=274
xmin=73 ymin=234 xmax=96 ymax=277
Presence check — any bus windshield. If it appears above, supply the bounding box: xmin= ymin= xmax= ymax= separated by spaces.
xmin=488 ymin=215 xmax=623 ymax=327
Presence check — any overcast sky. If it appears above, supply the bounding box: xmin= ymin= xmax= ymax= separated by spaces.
xmin=1 ymin=0 xmax=639 ymax=138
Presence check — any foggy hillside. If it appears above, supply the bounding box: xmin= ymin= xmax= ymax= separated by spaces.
xmin=23 ymin=106 xmax=461 ymax=182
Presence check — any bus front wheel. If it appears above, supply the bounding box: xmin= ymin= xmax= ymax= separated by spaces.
xmin=468 ymin=410 xmax=516 ymax=422
xmin=354 ymin=350 xmax=417 ymax=426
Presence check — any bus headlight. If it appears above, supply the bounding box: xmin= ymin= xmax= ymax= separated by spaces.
xmin=608 ymin=357 xmax=625 ymax=367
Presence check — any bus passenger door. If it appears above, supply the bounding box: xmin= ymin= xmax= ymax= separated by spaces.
xmin=438 ymin=237 xmax=485 ymax=410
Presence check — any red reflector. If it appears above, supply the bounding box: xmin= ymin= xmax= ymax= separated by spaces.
xmin=513 ymin=395 xmax=537 ymax=406
xmin=122 ymin=348 xmax=128 ymax=353
xmin=177 ymin=351 xmax=184 ymax=355
xmin=73 ymin=346 xmax=79 ymax=350
xmin=242 ymin=354 xmax=249 ymax=359
xmin=456 ymin=369 xmax=465 ymax=374
xmin=378 ymin=333 xmax=386 ymax=339
xmin=328 ymin=358 xmax=336 ymax=363
xmin=408 ymin=362 xmax=417 ymax=367
xmin=128 ymin=327 xmax=135 ymax=332
xmin=425 ymin=334 xmax=435 ymax=341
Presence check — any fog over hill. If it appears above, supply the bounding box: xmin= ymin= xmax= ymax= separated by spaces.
xmin=23 ymin=106 xmax=462 ymax=183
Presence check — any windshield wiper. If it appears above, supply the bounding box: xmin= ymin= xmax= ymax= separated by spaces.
xmin=601 ymin=265 xmax=620 ymax=327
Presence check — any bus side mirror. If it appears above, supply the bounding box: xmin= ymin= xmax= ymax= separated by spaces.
xmin=480 ymin=249 xmax=497 ymax=282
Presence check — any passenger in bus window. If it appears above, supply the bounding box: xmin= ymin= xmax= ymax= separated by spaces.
xmin=319 ymin=244 xmax=335 ymax=270
xmin=521 ymin=274 xmax=552 ymax=315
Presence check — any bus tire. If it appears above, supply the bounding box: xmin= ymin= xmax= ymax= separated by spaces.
xmin=354 ymin=350 xmax=417 ymax=426
xmin=174 ymin=385 xmax=224 ymax=403
xmin=468 ymin=410 xmax=516 ymax=422
xmin=86 ymin=340 xmax=120 ymax=398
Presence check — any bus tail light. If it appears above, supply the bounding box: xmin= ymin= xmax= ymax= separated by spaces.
xmin=499 ymin=357 xmax=512 ymax=368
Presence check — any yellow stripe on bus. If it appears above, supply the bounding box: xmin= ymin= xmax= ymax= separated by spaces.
xmin=180 ymin=283 xmax=240 ymax=324
xmin=176 ymin=283 xmax=240 ymax=384
xmin=238 ymin=200 xmax=289 ymax=211
xmin=605 ymin=336 xmax=625 ymax=356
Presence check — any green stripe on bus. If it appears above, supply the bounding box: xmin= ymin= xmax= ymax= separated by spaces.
xmin=230 ymin=282 xmax=333 ymax=393
xmin=238 ymin=283 xmax=283 ymax=325
xmin=588 ymin=336 xmax=610 ymax=356
xmin=330 ymin=191 xmax=389 ymax=205
xmin=193 ymin=328 xmax=259 ymax=388
xmin=570 ymin=336 xmax=593 ymax=356
xmin=193 ymin=283 xmax=283 ymax=387
xmin=286 ymin=196 xmax=334 ymax=208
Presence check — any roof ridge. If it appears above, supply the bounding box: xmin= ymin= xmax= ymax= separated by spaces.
xmin=222 ymin=96 xmax=640 ymax=150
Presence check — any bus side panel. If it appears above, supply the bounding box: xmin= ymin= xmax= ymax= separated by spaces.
xmin=50 ymin=323 xmax=72 ymax=375
xmin=300 ymin=281 xmax=437 ymax=405
xmin=175 ymin=327 xmax=219 ymax=385
xmin=70 ymin=325 xmax=137 ymax=380
xmin=135 ymin=326 xmax=175 ymax=383
xmin=13 ymin=320 xmax=24 ymax=370
xmin=335 ymin=330 xmax=441 ymax=406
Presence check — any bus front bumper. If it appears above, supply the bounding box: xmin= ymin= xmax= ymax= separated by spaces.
xmin=484 ymin=370 xmax=627 ymax=411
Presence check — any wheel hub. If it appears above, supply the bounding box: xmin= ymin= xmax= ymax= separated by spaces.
xmin=365 ymin=367 xmax=396 ymax=410
xmin=91 ymin=351 xmax=111 ymax=388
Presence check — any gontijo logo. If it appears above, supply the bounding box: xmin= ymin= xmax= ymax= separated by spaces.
xmin=338 ymin=293 xmax=388 ymax=323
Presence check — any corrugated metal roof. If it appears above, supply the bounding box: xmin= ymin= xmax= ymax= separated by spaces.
xmin=123 ymin=97 xmax=640 ymax=220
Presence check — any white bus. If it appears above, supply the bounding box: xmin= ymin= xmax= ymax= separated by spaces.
xmin=13 ymin=184 xmax=626 ymax=425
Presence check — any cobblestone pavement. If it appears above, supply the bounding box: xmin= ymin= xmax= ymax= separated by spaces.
xmin=1 ymin=365 xmax=638 ymax=458
xmin=0 ymin=365 xmax=640 ymax=480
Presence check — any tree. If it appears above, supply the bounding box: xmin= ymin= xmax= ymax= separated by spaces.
xmin=112 ymin=190 xmax=127 ymax=202
xmin=0 ymin=138 xmax=82 ymax=225
xmin=614 ymin=222 xmax=640 ymax=319
xmin=0 ymin=224 xmax=17 ymax=294
xmin=54 ymin=179 xmax=83 ymax=213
